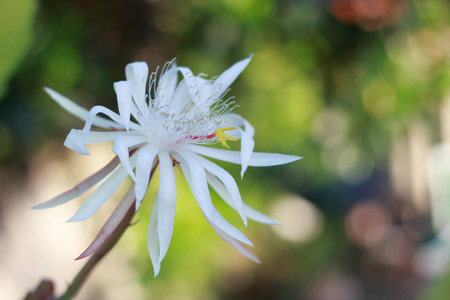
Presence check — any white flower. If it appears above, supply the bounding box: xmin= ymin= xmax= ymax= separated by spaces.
xmin=34 ymin=57 xmax=301 ymax=276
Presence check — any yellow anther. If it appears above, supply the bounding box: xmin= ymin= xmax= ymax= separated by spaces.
xmin=215 ymin=127 xmax=238 ymax=149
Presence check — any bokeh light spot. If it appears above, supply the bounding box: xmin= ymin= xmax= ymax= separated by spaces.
xmin=270 ymin=195 xmax=323 ymax=243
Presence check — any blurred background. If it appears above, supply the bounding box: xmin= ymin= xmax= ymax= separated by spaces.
xmin=2 ymin=0 xmax=450 ymax=299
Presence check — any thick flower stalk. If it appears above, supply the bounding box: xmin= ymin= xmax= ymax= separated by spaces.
xmin=34 ymin=56 xmax=301 ymax=276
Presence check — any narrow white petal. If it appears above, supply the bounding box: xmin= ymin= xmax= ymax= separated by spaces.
xmin=135 ymin=144 xmax=158 ymax=210
xmin=125 ymin=62 xmax=149 ymax=113
xmin=65 ymin=129 xmax=139 ymax=154
xmin=173 ymin=151 xmax=215 ymax=223
xmin=207 ymin=219 xmax=260 ymax=263
xmin=79 ymin=105 xmax=126 ymax=144
xmin=172 ymin=81 xmax=190 ymax=108
xmin=67 ymin=154 xmax=137 ymax=222
xmin=157 ymin=151 xmax=177 ymax=263
xmin=206 ymin=172 xmax=280 ymax=225
xmin=225 ymin=113 xmax=255 ymax=138
xmin=212 ymin=208 xmax=252 ymax=246
xmin=33 ymin=156 xmax=120 ymax=210
xmin=44 ymin=87 xmax=120 ymax=129
xmin=83 ymin=130 xmax=138 ymax=144
xmin=243 ymin=205 xmax=280 ymax=225
xmin=223 ymin=113 xmax=255 ymax=178
xmin=239 ymin=129 xmax=255 ymax=178
xmin=76 ymin=183 xmax=135 ymax=260
xmin=156 ymin=67 xmax=178 ymax=106
xmin=187 ymin=144 xmax=303 ymax=166
xmin=194 ymin=153 xmax=247 ymax=226
xmin=67 ymin=166 xmax=128 ymax=222
xmin=178 ymin=67 xmax=201 ymax=105
xmin=179 ymin=161 xmax=252 ymax=245
xmin=195 ymin=76 xmax=213 ymax=100
xmin=212 ymin=56 xmax=252 ymax=97
xmin=114 ymin=81 xmax=133 ymax=131
xmin=112 ymin=135 xmax=146 ymax=180
xmin=64 ymin=129 xmax=90 ymax=155
xmin=148 ymin=193 xmax=161 ymax=277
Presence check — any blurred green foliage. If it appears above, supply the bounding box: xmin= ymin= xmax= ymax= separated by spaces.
xmin=3 ymin=0 xmax=450 ymax=299
xmin=0 ymin=0 xmax=37 ymax=99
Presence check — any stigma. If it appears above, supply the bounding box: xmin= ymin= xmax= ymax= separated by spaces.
xmin=188 ymin=127 xmax=238 ymax=148
xmin=214 ymin=127 xmax=238 ymax=148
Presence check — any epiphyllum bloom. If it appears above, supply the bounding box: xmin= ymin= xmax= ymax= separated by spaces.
xmin=35 ymin=57 xmax=301 ymax=276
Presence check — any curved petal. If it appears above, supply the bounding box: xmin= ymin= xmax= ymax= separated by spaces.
xmin=156 ymin=67 xmax=178 ymax=107
xmin=76 ymin=183 xmax=136 ymax=260
xmin=212 ymin=209 xmax=252 ymax=245
xmin=83 ymin=130 xmax=137 ymax=144
xmin=238 ymin=129 xmax=255 ymax=178
xmin=178 ymin=67 xmax=201 ymax=105
xmin=126 ymin=62 xmax=149 ymax=113
xmin=173 ymin=151 xmax=215 ymax=223
xmin=135 ymin=144 xmax=159 ymax=210
xmin=157 ymin=151 xmax=177 ymax=263
xmin=79 ymin=105 xmax=124 ymax=142
xmin=148 ymin=192 xmax=161 ymax=277
xmin=32 ymin=156 xmax=120 ymax=210
xmin=193 ymin=153 xmax=247 ymax=226
xmin=187 ymin=144 xmax=302 ymax=166
xmin=177 ymin=153 xmax=251 ymax=245
xmin=44 ymin=87 xmax=120 ymax=129
xmin=64 ymin=129 xmax=140 ymax=154
xmin=212 ymin=56 xmax=252 ymax=98
xmin=67 ymin=154 xmax=137 ymax=222
xmin=195 ymin=76 xmax=213 ymax=101
xmin=207 ymin=219 xmax=260 ymax=263
xmin=113 ymin=81 xmax=134 ymax=131
xmin=223 ymin=113 xmax=255 ymax=178
xmin=206 ymin=172 xmax=280 ymax=225
xmin=112 ymin=135 xmax=146 ymax=181
xmin=64 ymin=129 xmax=90 ymax=155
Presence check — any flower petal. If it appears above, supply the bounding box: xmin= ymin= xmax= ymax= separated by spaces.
xmin=187 ymin=144 xmax=302 ymax=166
xmin=178 ymin=67 xmax=201 ymax=105
xmin=83 ymin=130 xmax=136 ymax=144
xmin=178 ymin=157 xmax=252 ymax=245
xmin=212 ymin=209 xmax=252 ymax=245
xmin=64 ymin=129 xmax=90 ymax=155
xmin=223 ymin=113 xmax=255 ymax=178
xmin=113 ymin=81 xmax=134 ymax=131
xmin=44 ymin=87 xmax=120 ymax=129
xmin=212 ymin=56 xmax=252 ymax=97
xmin=207 ymin=219 xmax=260 ymax=263
xmin=156 ymin=66 xmax=178 ymax=107
xmin=148 ymin=192 xmax=161 ymax=277
xmin=65 ymin=129 xmax=140 ymax=155
xmin=32 ymin=156 xmax=120 ymax=209
xmin=173 ymin=151 xmax=215 ymax=223
xmin=135 ymin=144 xmax=159 ymax=210
xmin=112 ymin=135 xmax=146 ymax=181
xmin=76 ymin=183 xmax=136 ymax=260
xmin=157 ymin=151 xmax=177 ymax=263
xmin=194 ymin=153 xmax=247 ymax=226
xmin=126 ymin=62 xmax=149 ymax=113
xmin=195 ymin=76 xmax=213 ymax=101
xmin=79 ymin=105 xmax=128 ymax=144
xmin=206 ymin=172 xmax=280 ymax=225
xmin=67 ymin=154 xmax=137 ymax=222
xmin=239 ymin=129 xmax=255 ymax=178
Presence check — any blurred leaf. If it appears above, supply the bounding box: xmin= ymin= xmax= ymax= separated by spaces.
xmin=0 ymin=0 xmax=37 ymax=99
